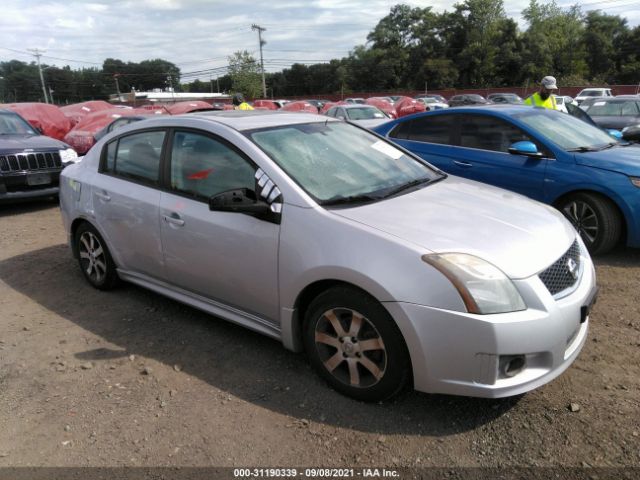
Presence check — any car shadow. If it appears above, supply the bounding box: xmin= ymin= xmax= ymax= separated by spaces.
xmin=0 ymin=244 xmax=521 ymax=436
xmin=593 ymin=245 xmax=640 ymax=268
xmin=0 ymin=199 xmax=58 ymax=217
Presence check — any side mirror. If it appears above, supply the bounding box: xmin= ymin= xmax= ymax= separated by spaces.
xmin=621 ymin=125 xmax=640 ymax=142
xmin=508 ymin=141 xmax=543 ymax=158
xmin=209 ymin=188 xmax=271 ymax=214
xmin=606 ymin=129 xmax=623 ymax=140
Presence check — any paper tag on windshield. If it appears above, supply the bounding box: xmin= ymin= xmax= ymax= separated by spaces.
xmin=371 ymin=140 xmax=403 ymax=160
xmin=593 ymin=101 xmax=606 ymax=106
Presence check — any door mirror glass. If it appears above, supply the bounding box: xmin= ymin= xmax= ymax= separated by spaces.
xmin=508 ymin=141 xmax=543 ymax=157
xmin=622 ymin=125 xmax=640 ymax=142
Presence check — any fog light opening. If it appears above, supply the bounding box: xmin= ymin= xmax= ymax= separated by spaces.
xmin=503 ymin=355 xmax=526 ymax=378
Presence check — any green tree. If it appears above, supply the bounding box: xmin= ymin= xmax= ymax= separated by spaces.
xmin=584 ymin=11 xmax=628 ymax=81
xmin=227 ymin=51 xmax=262 ymax=99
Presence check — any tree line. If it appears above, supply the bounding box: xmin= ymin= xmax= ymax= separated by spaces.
xmin=1 ymin=0 xmax=638 ymax=104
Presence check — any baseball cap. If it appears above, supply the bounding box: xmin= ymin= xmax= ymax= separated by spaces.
xmin=541 ymin=76 xmax=558 ymax=90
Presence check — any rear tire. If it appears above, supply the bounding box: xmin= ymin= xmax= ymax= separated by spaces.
xmin=558 ymin=193 xmax=622 ymax=255
xmin=303 ymin=286 xmax=411 ymax=402
xmin=74 ymin=222 xmax=119 ymax=290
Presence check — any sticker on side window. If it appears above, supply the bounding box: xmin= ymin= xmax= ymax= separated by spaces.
xmin=593 ymin=102 xmax=606 ymax=106
xmin=371 ymin=140 xmax=403 ymax=160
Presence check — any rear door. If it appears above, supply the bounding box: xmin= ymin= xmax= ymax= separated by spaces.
xmin=92 ymin=129 xmax=166 ymax=279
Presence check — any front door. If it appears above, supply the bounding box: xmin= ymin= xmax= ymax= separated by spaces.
xmin=159 ymin=129 xmax=280 ymax=322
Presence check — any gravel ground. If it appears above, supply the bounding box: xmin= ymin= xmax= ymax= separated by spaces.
xmin=0 ymin=202 xmax=638 ymax=476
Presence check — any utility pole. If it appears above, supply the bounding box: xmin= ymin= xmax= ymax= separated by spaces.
xmin=28 ymin=48 xmax=49 ymax=104
xmin=252 ymin=24 xmax=267 ymax=98
xmin=114 ymin=74 xmax=122 ymax=100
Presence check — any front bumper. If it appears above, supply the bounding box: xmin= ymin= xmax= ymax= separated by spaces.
xmin=0 ymin=170 xmax=62 ymax=202
xmin=384 ymin=252 xmax=596 ymax=398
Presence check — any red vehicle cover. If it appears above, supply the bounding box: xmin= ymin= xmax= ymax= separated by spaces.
xmin=319 ymin=101 xmax=349 ymax=115
xmin=63 ymin=108 xmax=165 ymax=154
xmin=0 ymin=102 xmax=72 ymax=141
xmin=281 ymin=101 xmax=319 ymax=114
xmin=166 ymin=101 xmax=213 ymax=115
xmin=394 ymin=96 xmax=426 ymax=118
xmin=253 ymin=100 xmax=279 ymax=110
xmin=59 ymin=101 xmax=114 ymax=127
xmin=366 ymin=98 xmax=397 ymax=118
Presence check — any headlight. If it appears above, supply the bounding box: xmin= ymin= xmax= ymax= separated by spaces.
xmin=630 ymin=177 xmax=640 ymax=188
xmin=59 ymin=148 xmax=78 ymax=164
xmin=422 ymin=253 xmax=526 ymax=314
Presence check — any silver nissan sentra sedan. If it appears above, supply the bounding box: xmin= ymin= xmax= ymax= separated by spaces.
xmin=59 ymin=111 xmax=597 ymax=401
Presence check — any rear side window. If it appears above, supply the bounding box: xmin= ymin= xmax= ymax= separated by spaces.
xmin=405 ymin=115 xmax=455 ymax=145
xmin=103 ymin=130 xmax=165 ymax=185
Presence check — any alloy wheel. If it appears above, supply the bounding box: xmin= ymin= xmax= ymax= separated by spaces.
xmin=313 ymin=307 xmax=387 ymax=388
xmin=78 ymin=231 xmax=107 ymax=284
xmin=563 ymin=200 xmax=599 ymax=244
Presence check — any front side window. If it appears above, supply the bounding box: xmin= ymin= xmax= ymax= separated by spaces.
xmin=170 ymin=131 xmax=255 ymax=200
xmin=249 ymin=121 xmax=442 ymax=204
xmin=103 ymin=130 xmax=165 ymax=184
xmin=459 ymin=115 xmax=534 ymax=153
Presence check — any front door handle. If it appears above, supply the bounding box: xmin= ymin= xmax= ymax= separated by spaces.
xmin=95 ymin=191 xmax=111 ymax=201
xmin=453 ymin=160 xmax=473 ymax=168
xmin=163 ymin=213 xmax=185 ymax=227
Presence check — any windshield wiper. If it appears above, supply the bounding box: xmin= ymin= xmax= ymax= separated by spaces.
xmin=566 ymin=145 xmax=599 ymax=152
xmin=382 ymin=177 xmax=434 ymax=198
xmin=567 ymin=142 xmax=618 ymax=152
xmin=321 ymin=194 xmax=383 ymax=206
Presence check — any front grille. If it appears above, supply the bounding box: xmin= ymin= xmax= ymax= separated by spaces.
xmin=0 ymin=152 xmax=62 ymax=173
xmin=539 ymin=240 xmax=582 ymax=297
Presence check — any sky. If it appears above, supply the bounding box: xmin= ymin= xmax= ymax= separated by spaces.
xmin=1 ymin=0 xmax=639 ymax=83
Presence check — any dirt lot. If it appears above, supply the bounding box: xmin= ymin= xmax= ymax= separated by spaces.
xmin=0 ymin=202 xmax=639 ymax=475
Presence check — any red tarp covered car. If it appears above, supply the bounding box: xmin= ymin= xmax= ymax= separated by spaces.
xmin=63 ymin=108 xmax=165 ymax=154
xmin=252 ymin=100 xmax=279 ymax=110
xmin=366 ymin=97 xmax=397 ymax=118
xmin=281 ymin=101 xmax=319 ymax=114
xmin=59 ymin=101 xmax=114 ymax=127
xmin=0 ymin=102 xmax=72 ymax=140
xmin=393 ymin=96 xmax=427 ymax=118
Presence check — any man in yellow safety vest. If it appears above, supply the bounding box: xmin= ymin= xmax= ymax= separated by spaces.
xmin=232 ymin=93 xmax=254 ymax=110
xmin=524 ymin=76 xmax=559 ymax=110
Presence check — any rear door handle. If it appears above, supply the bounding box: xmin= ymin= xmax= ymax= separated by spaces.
xmin=453 ymin=160 xmax=473 ymax=168
xmin=163 ymin=213 xmax=185 ymax=227
xmin=95 ymin=191 xmax=111 ymax=201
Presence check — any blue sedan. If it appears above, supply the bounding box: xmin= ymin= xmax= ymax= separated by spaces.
xmin=373 ymin=106 xmax=640 ymax=254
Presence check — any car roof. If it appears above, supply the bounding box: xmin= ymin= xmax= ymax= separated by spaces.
xmin=138 ymin=110 xmax=339 ymax=132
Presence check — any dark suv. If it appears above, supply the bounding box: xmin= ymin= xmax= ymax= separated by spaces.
xmin=0 ymin=109 xmax=77 ymax=202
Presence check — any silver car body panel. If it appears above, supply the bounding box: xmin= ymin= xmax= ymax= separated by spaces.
xmin=60 ymin=112 xmax=596 ymax=398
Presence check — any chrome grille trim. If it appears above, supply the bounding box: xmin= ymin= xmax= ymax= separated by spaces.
xmin=539 ymin=240 xmax=582 ymax=298
xmin=0 ymin=152 xmax=62 ymax=173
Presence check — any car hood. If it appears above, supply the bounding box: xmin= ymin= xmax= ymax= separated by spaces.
xmin=574 ymin=144 xmax=640 ymax=175
xmin=332 ymin=176 xmax=576 ymax=279
xmin=0 ymin=134 xmax=68 ymax=153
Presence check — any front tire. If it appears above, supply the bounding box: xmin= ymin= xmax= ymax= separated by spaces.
xmin=558 ymin=193 xmax=622 ymax=255
xmin=303 ymin=287 xmax=411 ymax=402
xmin=74 ymin=223 xmax=119 ymax=290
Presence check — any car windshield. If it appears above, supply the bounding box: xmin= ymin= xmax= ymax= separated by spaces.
xmin=514 ymin=109 xmax=618 ymax=151
xmin=587 ymin=101 xmax=639 ymax=116
xmin=249 ymin=121 xmax=442 ymax=204
xmin=581 ymin=90 xmax=606 ymax=97
xmin=0 ymin=112 xmax=37 ymax=135
xmin=346 ymin=107 xmax=386 ymax=120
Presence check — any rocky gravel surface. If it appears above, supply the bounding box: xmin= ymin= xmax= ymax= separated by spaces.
xmin=0 ymin=202 xmax=638 ymax=476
